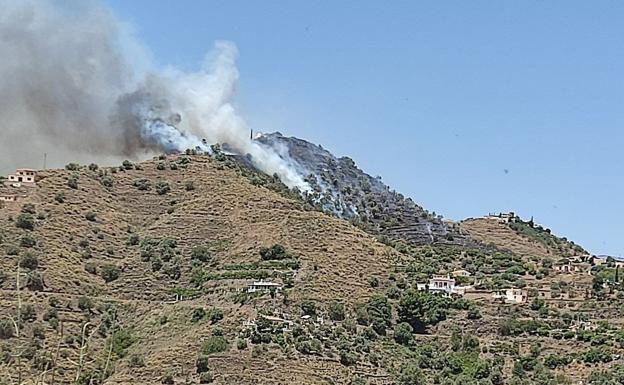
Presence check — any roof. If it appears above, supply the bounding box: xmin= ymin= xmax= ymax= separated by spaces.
xmin=15 ymin=168 xmax=36 ymax=172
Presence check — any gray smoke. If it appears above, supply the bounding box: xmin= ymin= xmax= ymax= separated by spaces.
xmin=0 ymin=0 xmax=309 ymax=190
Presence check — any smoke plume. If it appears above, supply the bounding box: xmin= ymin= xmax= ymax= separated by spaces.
xmin=0 ymin=0 xmax=308 ymax=190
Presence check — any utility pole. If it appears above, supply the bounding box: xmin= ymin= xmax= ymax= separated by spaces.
xmin=43 ymin=153 xmax=47 ymax=170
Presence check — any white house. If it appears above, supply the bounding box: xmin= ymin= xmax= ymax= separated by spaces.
xmin=492 ymin=288 xmax=527 ymax=304
xmin=247 ymin=280 xmax=282 ymax=293
xmin=7 ymin=169 xmax=37 ymax=187
xmin=417 ymin=275 xmax=469 ymax=297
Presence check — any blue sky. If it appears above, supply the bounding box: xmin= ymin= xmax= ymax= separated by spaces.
xmin=105 ymin=0 xmax=623 ymax=257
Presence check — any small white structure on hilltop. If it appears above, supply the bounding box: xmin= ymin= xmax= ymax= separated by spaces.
xmin=417 ymin=275 xmax=470 ymax=297
xmin=492 ymin=288 xmax=528 ymax=304
xmin=485 ymin=212 xmax=515 ymax=223
xmin=247 ymin=280 xmax=282 ymax=293
xmin=7 ymin=169 xmax=38 ymax=187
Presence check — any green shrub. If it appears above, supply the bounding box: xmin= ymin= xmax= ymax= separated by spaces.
xmin=127 ymin=234 xmax=140 ymax=246
xmin=78 ymin=296 xmax=93 ymax=312
xmin=394 ymin=322 xmax=413 ymax=345
xmin=191 ymin=308 xmax=206 ymax=323
xmin=100 ymin=264 xmax=120 ymax=282
xmin=301 ymin=300 xmax=317 ymax=316
xmin=328 ymin=301 xmax=345 ymax=321
xmin=110 ymin=330 xmax=135 ymax=358
xmin=16 ymin=213 xmax=35 ymax=230
xmin=128 ymin=353 xmax=145 ymax=368
xmin=185 ymin=181 xmax=195 ymax=191
xmin=19 ymin=253 xmax=39 ymax=269
xmin=134 ymin=179 xmax=151 ymax=191
xmin=191 ymin=247 xmax=211 ymax=263
xmin=201 ymin=335 xmax=228 ymax=355
xmin=88 ymin=163 xmax=99 ymax=171
xmin=67 ymin=175 xmax=79 ymax=189
xmin=259 ymin=244 xmax=288 ymax=260
xmin=199 ymin=372 xmax=213 ymax=383
xmin=156 ymin=181 xmax=170 ymax=195
xmin=85 ymin=212 xmax=96 ymax=222
xmin=65 ymin=163 xmax=80 ymax=171
xmin=26 ymin=272 xmax=44 ymax=291
xmin=196 ymin=355 xmax=209 ymax=373
xmin=54 ymin=192 xmax=65 ymax=203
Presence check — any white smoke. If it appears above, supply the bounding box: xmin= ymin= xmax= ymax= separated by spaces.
xmin=0 ymin=0 xmax=308 ymax=190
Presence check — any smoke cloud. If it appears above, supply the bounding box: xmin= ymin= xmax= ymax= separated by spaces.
xmin=0 ymin=0 xmax=308 ymax=190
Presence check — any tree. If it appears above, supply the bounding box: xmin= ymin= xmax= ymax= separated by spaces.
xmin=328 ymin=301 xmax=345 ymax=321
xmin=397 ymin=362 xmax=425 ymax=385
xmin=393 ymin=322 xmax=413 ymax=345
xmin=398 ymin=289 xmax=450 ymax=332
xmin=260 ymin=244 xmax=288 ymax=260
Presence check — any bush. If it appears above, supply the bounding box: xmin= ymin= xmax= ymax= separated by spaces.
xmin=88 ymin=163 xmax=99 ymax=171
xmin=328 ymin=301 xmax=345 ymax=321
xmin=0 ymin=320 xmax=14 ymax=339
xmin=67 ymin=175 xmax=79 ymax=189
xmin=65 ymin=163 xmax=80 ymax=171
xmin=128 ymin=353 xmax=145 ymax=368
xmin=134 ymin=179 xmax=151 ymax=191
xmin=26 ymin=272 xmax=44 ymax=291
xmin=207 ymin=308 xmax=224 ymax=324
xmin=122 ymin=160 xmax=134 ymax=170
xmin=196 ymin=355 xmax=209 ymax=373
xmin=20 ymin=234 xmax=36 ymax=248
xmin=237 ymin=339 xmax=248 ymax=350
xmin=101 ymin=176 xmax=114 ymax=188
xmin=16 ymin=213 xmax=35 ymax=230
xmin=78 ymin=296 xmax=93 ymax=312
xmin=185 ymin=181 xmax=195 ymax=191
xmin=201 ymin=335 xmax=229 ymax=355
xmin=54 ymin=192 xmax=65 ymax=203
xmin=21 ymin=203 xmax=36 ymax=214
xmin=156 ymin=181 xmax=170 ymax=195
xmin=394 ymin=322 xmax=413 ymax=345
xmin=191 ymin=247 xmax=211 ymax=263
xmin=127 ymin=234 xmax=140 ymax=246
xmin=85 ymin=212 xmax=96 ymax=222
xmin=301 ymin=300 xmax=317 ymax=316
xmin=19 ymin=253 xmax=39 ymax=269
xmin=191 ymin=308 xmax=206 ymax=323
xmin=199 ymin=372 xmax=213 ymax=383
xmin=397 ymin=362 xmax=425 ymax=385
xmin=259 ymin=244 xmax=288 ymax=260
xmin=111 ymin=330 xmax=135 ymax=358
xmin=100 ymin=264 xmax=120 ymax=283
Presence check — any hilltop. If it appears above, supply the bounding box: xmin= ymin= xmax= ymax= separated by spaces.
xmin=1 ymin=143 xmax=624 ymax=385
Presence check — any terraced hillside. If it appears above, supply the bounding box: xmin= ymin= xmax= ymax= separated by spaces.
xmin=256 ymin=133 xmax=470 ymax=247
xmin=1 ymin=153 xmax=624 ymax=385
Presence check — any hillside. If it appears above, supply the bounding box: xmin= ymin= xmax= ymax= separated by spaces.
xmin=256 ymin=133 xmax=470 ymax=247
xmin=1 ymin=151 xmax=624 ymax=385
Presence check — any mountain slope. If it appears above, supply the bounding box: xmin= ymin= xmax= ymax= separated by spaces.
xmin=257 ymin=133 xmax=470 ymax=247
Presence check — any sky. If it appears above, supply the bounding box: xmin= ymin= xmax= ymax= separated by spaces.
xmin=104 ymin=0 xmax=623 ymax=257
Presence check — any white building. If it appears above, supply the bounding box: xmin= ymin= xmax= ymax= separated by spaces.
xmin=7 ymin=169 xmax=37 ymax=187
xmin=247 ymin=280 xmax=282 ymax=293
xmin=492 ymin=288 xmax=527 ymax=304
xmin=417 ymin=275 xmax=469 ymax=297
